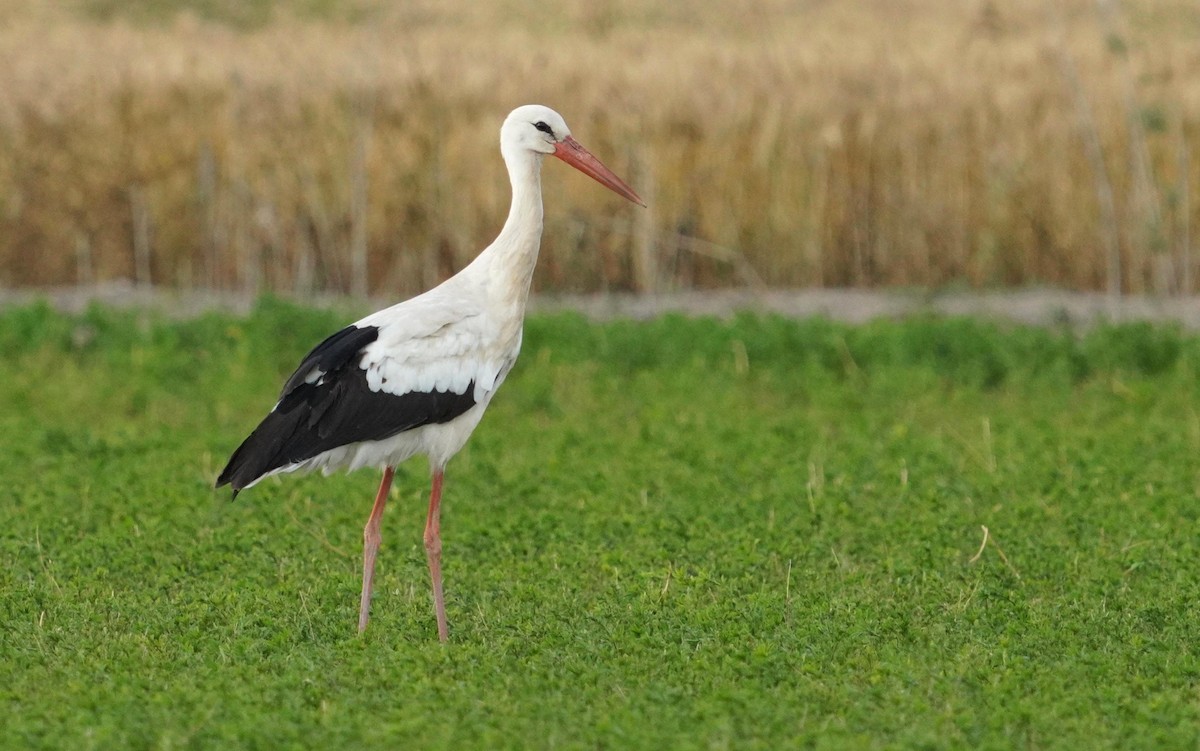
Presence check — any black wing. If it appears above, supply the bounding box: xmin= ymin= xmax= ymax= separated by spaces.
xmin=216 ymin=324 xmax=476 ymax=495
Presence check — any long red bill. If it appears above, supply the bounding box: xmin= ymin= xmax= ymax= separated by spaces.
xmin=553 ymin=136 xmax=647 ymax=207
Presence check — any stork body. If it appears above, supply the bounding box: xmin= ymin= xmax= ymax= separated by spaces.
xmin=216 ymin=105 xmax=644 ymax=641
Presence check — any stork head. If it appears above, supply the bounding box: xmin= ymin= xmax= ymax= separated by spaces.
xmin=501 ymin=104 xmax=646 ymax=207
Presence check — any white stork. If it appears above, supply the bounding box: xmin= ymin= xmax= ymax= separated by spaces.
xmin=216 ymin=105 xmax=645 ymax=641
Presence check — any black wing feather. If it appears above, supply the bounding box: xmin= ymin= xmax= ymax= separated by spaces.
xmin=279 ymin=324 xmax=380 ymax=398
xmin=216 ymin=324 xmax=477 ymax=494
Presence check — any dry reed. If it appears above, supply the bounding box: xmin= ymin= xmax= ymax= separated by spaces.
xmin=0 ymin=0 xmax=1198 ymax=296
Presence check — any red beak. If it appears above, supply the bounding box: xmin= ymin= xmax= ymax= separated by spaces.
xmin=553 ymin=136 xmax=647 ymax=207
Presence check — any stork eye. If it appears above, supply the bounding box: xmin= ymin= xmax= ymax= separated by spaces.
xmin=533 ymin=121 xmax=554 ymax=136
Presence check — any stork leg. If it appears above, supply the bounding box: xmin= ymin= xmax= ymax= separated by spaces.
xmin=359 ymin=465 xmax=395 ymax=633
xmin=424 ymin=469 xmax=449 ymax=642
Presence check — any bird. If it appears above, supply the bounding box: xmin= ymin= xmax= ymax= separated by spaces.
xmin=216 ymin=105 xmax=645 ymax=642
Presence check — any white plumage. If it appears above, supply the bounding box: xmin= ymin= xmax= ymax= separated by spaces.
xmin=217 ymin=104 xmax=644 ymax=641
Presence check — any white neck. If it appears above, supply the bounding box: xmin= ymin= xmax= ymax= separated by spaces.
xmin=467 ymin=147 xmax=545 ymax=312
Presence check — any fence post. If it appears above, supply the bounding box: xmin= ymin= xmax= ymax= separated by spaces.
xmin=129 ymin=184 xmax=152 ymax=288
xmin=349 ymin=115 xmax=372 ymax=299
xmin=631 ymin=147 xmax=657 ymax=294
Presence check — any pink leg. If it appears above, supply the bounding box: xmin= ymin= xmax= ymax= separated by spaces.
xmin=359 ymin=466 xmax=395 ymax=633
xmin=424 ymin=470 xmax=449 ymax=642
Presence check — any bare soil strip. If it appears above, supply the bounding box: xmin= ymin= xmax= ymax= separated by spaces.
xmin=3 ymin=282 xmax=1198 ymax=329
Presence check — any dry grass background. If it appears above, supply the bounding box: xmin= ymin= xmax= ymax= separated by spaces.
xmin=0 ymin=0 xmax=1198 ymax=296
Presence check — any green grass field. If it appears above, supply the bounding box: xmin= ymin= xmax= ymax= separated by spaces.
xmin=1 ymin=300 xmax=1198 ymax=749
